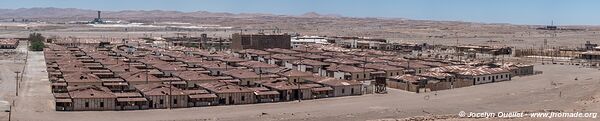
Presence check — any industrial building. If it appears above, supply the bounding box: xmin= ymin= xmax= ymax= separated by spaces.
xmin=231 ymin=33 xmax=291 ymax=50
xmin=581 ymin=51 xmax=600 ymax=60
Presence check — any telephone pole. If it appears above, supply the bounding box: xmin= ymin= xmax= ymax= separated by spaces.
xmin=15 ymin=71 xmax=20 ymax=96
xmin=8 ymin=100 xmax=14 ymax=121
xmin=168 ymin=80 xmax=172 ymax=110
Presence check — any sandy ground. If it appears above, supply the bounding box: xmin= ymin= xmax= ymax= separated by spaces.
xmin=2 ymin=50 xmax=598 ymax=121
xmin=0 ymin=41 xmax=27 ymax=121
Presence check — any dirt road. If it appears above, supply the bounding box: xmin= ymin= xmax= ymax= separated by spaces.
xmin=0 ymin=41 xmax=27 ymax=121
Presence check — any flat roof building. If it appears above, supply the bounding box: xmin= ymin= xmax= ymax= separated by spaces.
xmin=231 ymin=33 xmax=291 ymax=51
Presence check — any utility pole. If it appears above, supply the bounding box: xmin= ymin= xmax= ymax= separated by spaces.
xmin=297 ymin=83 xmax=301 ymax=102
xmin=8 ymin=100 xmax=13 ymax=121
xmin=168 ymin=81 xmax=172 ymax=110
xmin=455 ymin=32 xmax=461 ymax=62
xmin=15 ymin=71 xmax=20 ymax=96
xmin=258 ymin=67 xmax=262 ymax=81
xmin=363 ymin=55 xmax=367 ymax=78
xmin=145 ymin=70 xmax=149 ymax=84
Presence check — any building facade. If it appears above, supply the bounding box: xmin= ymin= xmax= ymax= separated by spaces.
xmin=231 ymin=33 xmax=291 ymax=51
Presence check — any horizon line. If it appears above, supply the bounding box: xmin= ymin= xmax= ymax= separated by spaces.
xmin=2 ymin=7 xmax=600 ymax=26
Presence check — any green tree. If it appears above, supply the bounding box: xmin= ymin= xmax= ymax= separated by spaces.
xmin=28 ymin=33 xmax=45 ymax=51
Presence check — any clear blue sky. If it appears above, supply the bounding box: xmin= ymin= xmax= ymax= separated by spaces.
xmin=1 ymin=0 xmax=599 ymax=25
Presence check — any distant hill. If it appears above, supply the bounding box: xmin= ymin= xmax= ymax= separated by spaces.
xmin=0 ymin=7 xmax=98 ymax=18
xmin=2 ymin=7 xmax=568 ymax=32
xmin=300 ymin=12 xmax=342 ymax=18
xmin=0 ymin=7 xmax=287 ymax=19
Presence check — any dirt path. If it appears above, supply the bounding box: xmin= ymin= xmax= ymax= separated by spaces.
xmin=0 ymin=40 xmax=28 ymax=121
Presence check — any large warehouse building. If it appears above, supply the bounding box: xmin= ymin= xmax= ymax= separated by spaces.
xmin=231 ymin=33 xmax=291 ymax=50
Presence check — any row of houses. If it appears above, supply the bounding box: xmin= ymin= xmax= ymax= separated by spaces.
xmin=0 ymin=38 xmax=19 ymax=49
xmin=234 ymin=44 xmax=534 ymax=93
xmin=45 ymin=43 xmax=363 ymax=111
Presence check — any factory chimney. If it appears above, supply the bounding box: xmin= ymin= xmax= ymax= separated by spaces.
xmin=97 ymin=11 xmax=101 ymax=19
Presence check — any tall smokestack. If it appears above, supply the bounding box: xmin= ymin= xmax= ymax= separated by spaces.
xmin=97 ymin=11 xmax=101 ymax=19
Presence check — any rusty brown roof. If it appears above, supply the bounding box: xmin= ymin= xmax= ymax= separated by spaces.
xmin=139 ymin=56 xmax=168 ymax=65
xmin=237 ymin=61 xmax=278 ymax=68
xmin=214 ymin=56 xmax=249 ymax=63
xmin=189 ymin=93 xmax=218 ymax=99
xmin=323 ymin=58 xmax=362 ymax=65
xmin=293 ymin=53 xmax=331 ymax=60
xmin=265 ymin=48 xmax=299 ymax=54
xmin=177 ymin=56 xmax=204 ymax=64
xmin=117 ymin=98 xmax=148 ymax=102
xmin=262 ymin=81 xmax=312 ymax=90
xmin=378 ymin=56 xmax=408 ymax=62
xmin=174 ymin=71 xmax=218 ymax=81
xmin=199 ymin=82 xmax=254 ymax=93
xmin=153 ymin=62 xmax=187 ymax=71
xmin=311 ymin=86 xmax=334 ymax=92
xmin=363 ymin=63 xmax=403 ymax=71
xmin=120 ymin=71 xmax=162 ymax=83
xmin=388 ymin=74 xmax=428 ymax=82
xmin=321 ymin=52 xmax=354 ymax=58
xmin=387 ymin=61 xmax=430 ymax=69
xmin=291 ymin=59 xmax=330 ymax=66
xmin=97 ymin=58 xmax=125 ymax=65
xmin=113 ymin=92 xmax=144 ymax=98
xmin=107 ymin=63 xmax=141 ymax=73
xmin=254 ymin=91 xmax=280 ymax=96
xmin=417 ymin=72 xmax=454 ymax=79
xmin=63 ymin=72 xmax=103 ymax=83
xmin=196 ymin=61 xmax=228 ymax=69
xmin=184 ymin=89 xmax=210 ymax=95
xmin=352 ymin=57 xmax=389 ymax=63
xmin=67 ymin=85 xmax=116 ymax=99
xmin=280 ymin=69 xmax=313 ymax=77
xmin=304 ymin=76 xmax=362 ymax=87
xmin=457 ymin=67 xmax=510 ymax=76
xmin=292 ymin=46 xmax=325 ymax=53
xmin=195 ymin=51 xmax=232 ymax=58
xmin=238 ymin=49 xmax=270 ymax=55
xmin=326 ymin=64 xmax=375 ymax=73
xmin=223 ymin=69 xmax=260 ymax=79
xmin=134 ymin=83 xmax=187 ymax=96
xmin=267 ymin=54 xmax=300 ymax=60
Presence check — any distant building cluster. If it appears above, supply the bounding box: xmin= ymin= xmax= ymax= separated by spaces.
xmin=163 ymin=33 xmax=231 ymax=51
xmin=45 ymin=42 xmax=363 ymax=111
xmin=290 ymin=36 xmax=328 ymax=48
xmin=581 ymin=41 xmax=600 ymax=60
xmin=237 ymin=44 xmax=534 ymax=93
xmin=0 ymin=38 xmax=19 ymax=49
xmin=581 ymin=51 xmax=600 ymax=60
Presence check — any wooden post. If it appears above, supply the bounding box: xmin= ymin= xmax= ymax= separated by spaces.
xmin=15 ymin=71 xmax=20 ymax=96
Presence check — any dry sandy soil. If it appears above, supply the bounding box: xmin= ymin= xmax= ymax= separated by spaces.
xmin=0 ymin=41 xmax=27 ymax=121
